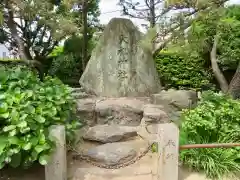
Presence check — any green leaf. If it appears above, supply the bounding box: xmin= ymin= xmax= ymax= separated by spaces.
xmin=25 ymin=90 xmax=33 ymax=98
xmin=5 ymin=156 xmax=11 ymax=163
xmin=25 ymin=105 xmax=35 ymax=114
xmin=8 ymin=136 xmax=19 ymax=145
xmin=10 ymin=108 xmax=19 ymax=121
xmin=9 ymin=129 xmax=17 ymax=136
xmin=22 ymin=142 xmax=32 ymax=151
xmin=0 ymin=112 xmax=9 ymax=118
xmin=0 ymin=102 xmax=8 ymax=113
xmin=34 ymin=144 xmax=51 ymax=154
xmin=0 ymin=136 xmax=7 ymax=154
xmin=20 ymin=127 xmax=31 ymax=133
xmin=0 ymin=67 xmax=8 ymax=83
xmin=35 ymin=115 xmax=46 ymax=123
xmin=0 ymin=93 xmax=6 ymax=100
xmin=17 ymin=121 xmax=27 ymax=128
xmin=20 ymin=114 xmax=28 ymax=121
xmin=39 ymin=154 xmax=50 ymax=165
xmin=3 ymin=125 xmax=16 ymax=132
xmin=39 ymin=134 xmax=46 ymax=144
xmin=31 ymin=150 xmax=38 ymax=161
xmin=30 ymin=137 xmax=39 ymax=146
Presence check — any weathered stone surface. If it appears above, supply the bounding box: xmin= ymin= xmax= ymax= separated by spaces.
xmin=71 ymin=167 xmax=152 ymax=179
xmin=76 ymin=98 xmax=96 ymax=126
xmin=45 ymin=125 xmax=67 ymax=180
xmin=95 ymin=97 xmax=145 ymax=126
xmin=82 ymin=142 xmax=137 ymax=166
xmin=150 ymin=89 xmax=197 ymax=122
xmin=139 ymin=104 xmax=171 ymax=134
xmin=79 ymin=18 xmax=161 ymax=97
xmin=82 ymin=125 xmax=138 ymax=143
xmin=157 ymin=123 xmax=179 ymax=180
xmin=143 ymin=104 xmax=170 ymax=123
xmin=151 ymin=89 xmax=197 ymax=110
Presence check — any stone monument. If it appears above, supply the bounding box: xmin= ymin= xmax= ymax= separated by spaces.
xmin=79 ymin=18 xmax=161 ymax=97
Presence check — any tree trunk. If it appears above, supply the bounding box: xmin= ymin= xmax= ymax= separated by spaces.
xmin=149 ymin=0 xmax=156 ymax=28
xmin=149 ymin=0 xmax=156 ymax=52
xmin=6 ymin=2 xmax=44 ymax=80
xmin=81 ymin=0 xmax=88 ymax=71
xmin=210 ymin=36 xmax=229 ymax=93
xmin=228 ymin=62 xmax=240 ymax=99
xmin=6 ymin=3 xmax=28 ymax=60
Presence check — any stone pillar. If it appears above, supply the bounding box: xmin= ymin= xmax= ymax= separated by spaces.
xmin=45 ymin=125 xmax=67 ymax=180
xmin=157 ymin=123 xmax=179 ymax=180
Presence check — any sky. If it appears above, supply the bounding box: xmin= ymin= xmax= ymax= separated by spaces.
xmin=99 ymin=0 xmax=240 ymax=31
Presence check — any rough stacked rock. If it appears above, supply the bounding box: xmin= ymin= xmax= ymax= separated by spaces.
xmin=82 ymin=125 xmax=138 ymax=143
xmin=150 ymin=89 xmax=198 ymax=122
xmin=76 ymin=97 xmax=149 ymax=126
xmin=75 ymin=89 xmax=197 ymax=127
xmin=78 ymin=124 xmax=147 ymax=166
xmin=76 ymin=102 xmax=172 ymax=165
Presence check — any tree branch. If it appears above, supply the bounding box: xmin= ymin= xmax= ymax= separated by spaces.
xmin=210 ymin=35 xmax=229 ymax=93
xmin=152 ymin=6 xmax=211 ymax=54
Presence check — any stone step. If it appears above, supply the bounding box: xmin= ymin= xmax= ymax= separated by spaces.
xmin=82 ymin=125 xmax=138 ymax=143
xmin=76 ymin=97 xmax=148 ymax=126
xmin=74 ymin=90 xmax=196 ymax=127
xmin=73 ymin=139 xmax=150 ymax=167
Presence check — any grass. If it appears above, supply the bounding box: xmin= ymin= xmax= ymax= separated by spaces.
xmin=179 ymin=133 xmax=240 ymax=179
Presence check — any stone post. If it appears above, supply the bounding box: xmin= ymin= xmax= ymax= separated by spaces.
xmin=45 ymin=125 xmax=67 ymax=180
xmin=157 ymin=123 xmax=179 ymax=180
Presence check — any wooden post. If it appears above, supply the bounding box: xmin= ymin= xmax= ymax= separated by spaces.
xmin=157 ymin=123 xmax=179 ymax=180
xmin=45 ymin=125 xmax=67 ymax=180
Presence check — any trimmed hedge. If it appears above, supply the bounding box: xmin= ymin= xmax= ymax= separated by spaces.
xmin=155 ymin=51 xmax=213 ymax=90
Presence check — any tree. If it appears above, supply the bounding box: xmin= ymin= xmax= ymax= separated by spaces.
xmin=46 ymin=0 xmax=100 ymax=85
xmin=79 ymin=0 xmax=100 ymax=70
xmin=0 ymin=0 xmax=78 ymax=78
xmin=209 ymin=5 xmax=240 ymax=98
xmin=65 ymin=0 xmax=100 ymax=70
xmin=0 ymin=0 xmax=100 ymax=78
xmin=118 ymin=0 xmax=229 ymax=55
xmin=176 ymin=5 xmax=240 ymax=98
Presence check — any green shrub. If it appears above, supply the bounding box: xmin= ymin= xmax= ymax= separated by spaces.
xmin=0 ymin=58 xmax=26 ymax=68
xmin=155 ymin=51 xmax=213 ymax=90
xmin=48 ymin=45 xmax=81 ymax=86
xmin=180 ymin=91 xmax=240 ymax=179
xmin=48 ymin=53 xmax=80 ymax=79
xmin=48 ymin=46 xmax=64 ymax=58
xmin=0 ymin=66 xmax=81 ymax=169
